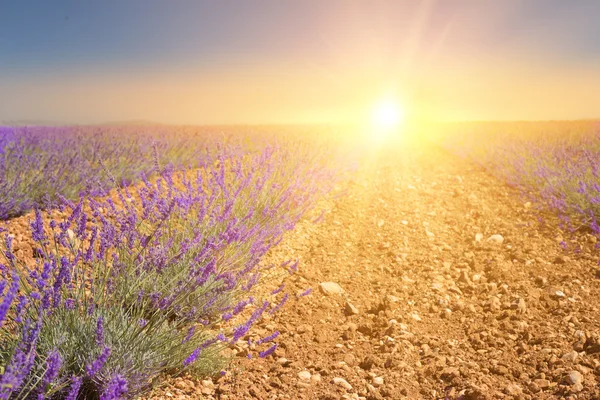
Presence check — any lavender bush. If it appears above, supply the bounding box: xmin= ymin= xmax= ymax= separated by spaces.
xmin=0 ymin=139 xmax=341 ymax=399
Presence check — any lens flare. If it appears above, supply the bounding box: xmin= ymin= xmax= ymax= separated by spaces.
xmin=369 ymin=99 xmax=406 ymax=142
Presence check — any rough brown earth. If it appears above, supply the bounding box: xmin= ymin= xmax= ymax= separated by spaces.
xmin=5 ymin=141 xmax=600 ymax=399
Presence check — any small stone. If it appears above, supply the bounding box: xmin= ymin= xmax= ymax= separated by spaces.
xmin=298 ymin=370 xmax=312 ymax=381
xmin=344 ymin=353 xmax=356 ymax=366
xmin=319 ymin=282 xmax=344 ymax=295
xmin=562 ymin=351 xmax=579 ymax=363
xmin=494 ymin=365 xmax=509 ymax=376
xmin=553 ymin=255 xmax=567 ymax=264
xmin=173 ymin=379 xmax=188 ymax=390
xmin=576 ymin=365 xmax=591 ymax=375
xmin=528 ymin=382 xmax=540 ymax=393
xmin=359 ymin=356 xmax=376 ymax=371
xmin=345 ymin=301 xmax=359 ymax=316
xmin=277 ymin=357 xmax=291 ymax=367
xmin=410 ymin=312 xmax=421 ymax=321
xmin=201 ymin=380 xmax=215 ymax=389
xmin=488 ymin=297 xmax=501 ymax=311
xmin=565 ymin=370 xmax=583 ymax=386
xmin=296 ymin=381 xmax=310 ymax=389
xmin=332 ymin=377 xmax=352 ymax=390
xmin=511 ymin=298 xmax=527 ymax=313
xmin=458 ymin=270 xmax=471 ymax=284
xmin=475 ymin=233 xmax=484 ymax=242
xmin=571 ymin=382 xmax=584 ymax=393
xmin=372 ymin=377 xmax=384 ymax=387
xmin=440 ymin=367 xmax=460 ymax=382
xmin=535 ymin=276 xmax=548 ymax=287
xmin=533 ymin=379 xmax=550 ymax=389
xmin=297 ymin=324 xmax=313 ymax=334
xmin=311 ymin=373 xmax=322 ymax=383
xmin=486 ymin=234 xmax=504 ymax=245
xmin=504 ymin=383 xmax=522 ymax=396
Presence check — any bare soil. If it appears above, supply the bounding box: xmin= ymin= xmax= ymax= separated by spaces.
xmin=5 ymin=143 xmax=600 ymax=399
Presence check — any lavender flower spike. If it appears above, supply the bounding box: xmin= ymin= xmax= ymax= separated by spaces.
xmin=86 ymin=346 xmax=111 ymax=378
xmin=64 ymin=376 xmax=83 ymax=400
xmin=0 ymin=276 xmax=18 ymax=328
xmin=30 ymin=207 xmax=46 ymax=242
xmin=100 ymin=374 xmax=128 ymax=400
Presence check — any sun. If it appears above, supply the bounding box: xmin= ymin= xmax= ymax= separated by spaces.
xmin=370 ymin=99 xmax=405 ymax=132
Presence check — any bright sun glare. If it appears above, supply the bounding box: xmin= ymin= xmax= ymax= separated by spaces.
xmin=370 ymin=99 xmax=405 ymax=135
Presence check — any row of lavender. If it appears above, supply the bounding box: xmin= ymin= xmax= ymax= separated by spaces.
xmin=0 ymin=125 xmax=259 ymax=219
xmin=0 ymin=128 xmax=344 ymax=399
xmin=442 ymin=120 xmax=600 ymax=235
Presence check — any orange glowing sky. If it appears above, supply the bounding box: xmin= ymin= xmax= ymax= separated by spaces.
xmin=1 ymin=1 xmax=600 ymax=125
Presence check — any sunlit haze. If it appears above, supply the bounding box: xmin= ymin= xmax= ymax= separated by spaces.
xmin=1 ymin=1 xmax=600 ymax=125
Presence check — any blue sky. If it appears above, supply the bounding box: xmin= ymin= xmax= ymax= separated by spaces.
xmin=1 ymin=0 xmax=600 ymax=123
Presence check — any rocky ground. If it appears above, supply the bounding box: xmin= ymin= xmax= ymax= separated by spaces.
xmin=151 ymin=143 xmax=600 ymax=399
xmin=5 ymin=141 xmax=600 ymax=399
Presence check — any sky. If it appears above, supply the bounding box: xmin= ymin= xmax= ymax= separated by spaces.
xmin=1 ymin=0 xmax=600 ymax=124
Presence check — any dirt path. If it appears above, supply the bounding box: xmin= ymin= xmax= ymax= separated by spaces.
xmin=159 ymin=143 xmax=600 ymax=399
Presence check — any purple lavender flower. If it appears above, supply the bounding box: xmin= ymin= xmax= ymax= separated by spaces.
xmin=216 ymin=333 xmax=227 ymax=342
xmin=64 ymin=376 xmax=83 ymax=400
xmin=64 ymin=298 xmax=76 ymax=310
xmin=257 ymin=331 xmax=279 ymax=345
xmin=0 ymin=276 xmax=18 ymax=328
xmin=232 ymin=301 xmax=269 ymax=342
xmin=269 ymin=294 xmax=289 ymax=315
xmin=100 ymin=374 xmax=128 ymax=400
xmin=96 ymin=316 xmax=105 ymax=346
xmin=259 ymin=344 xmax=278 ymax=358
xmin=270 ymin=283 xmax=285 ymax=295
xmin=39 ymin=350 xmax=63 ymax=395
xmin=183 ymin=348 xmax=201 ymax=367
xmin=41 ymin=288 xmax=52 ymax=310
xmin=0 ymin=316 xmax=43 ymax=398
xmin=84 ymin=226 xmax=98 ymax=263
xmin=30 ymin=207 xmax=46 ymax=242
xmin=4 ymin=234 xmax=15 ymax=263
xmin=221 ymin=312 xmax=233 ymax=321
xmin=15 ymin=295 xmax=28 ymax=323
xmin=182 ymin=326 xmax=195 ymax=343
xmin=287 ymin=260 xmax=299 ymax=274
xmin=86 ymin=346 xmax=111 ymax=377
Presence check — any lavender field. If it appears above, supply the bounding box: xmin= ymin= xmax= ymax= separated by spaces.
xmin=0 ymin=125 xmax=346 ymax=399
xmin=2 ymin=122 xmax=600 ymax=399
